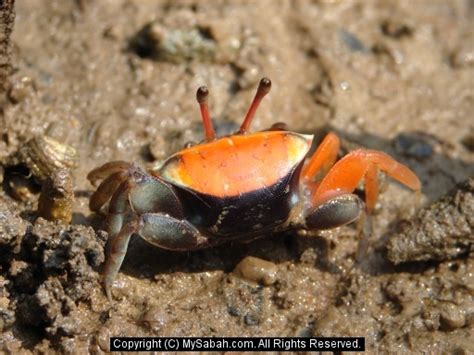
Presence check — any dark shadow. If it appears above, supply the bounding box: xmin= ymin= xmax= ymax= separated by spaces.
xmin=71 ymin=212 xmax=103 ymax=229
xmin=116 ymin=227 xmax=346 ymax=283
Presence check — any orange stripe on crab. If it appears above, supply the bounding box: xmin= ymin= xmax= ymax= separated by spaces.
xmin=160 ymin=131 xmax=312 ymax=198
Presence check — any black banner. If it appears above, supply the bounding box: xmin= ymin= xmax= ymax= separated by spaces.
xmin=110 ymin=337 xmax=365 ymax=352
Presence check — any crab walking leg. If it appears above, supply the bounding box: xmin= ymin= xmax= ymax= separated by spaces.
xmin=105 ymin=180 xmax=133 ymax=243
xmin=311 ymin=149 xmax=421 ymax=208
xmin=302 ymin=132 xmax=340 ymax=181
xmin=87 ymin=160 xmax=133 ymax=186
xmin=355 ymin=209 xmax=372 ymax=261
xmin=366 ymin=150 xmax=422 ymax=208
xmin=89 ymin=171 xmax=130 ymax=213
xmin=364 ymin=164 xmax=379 ymax=214
xmin=365 ymin=150 xmax=421 ymax=190
xmin=103 ymin=221 xmax=136 ymax=300
xmin=102 ymin=180 xmax=136 ymax=299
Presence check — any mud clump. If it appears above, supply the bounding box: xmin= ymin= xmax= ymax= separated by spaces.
xmin=4 ymin=217 xmax=106 ymax=343
xmin=387 ymin=178 xmax=474 ymax=264
xmin=0 ymin=200 xmax=28 ymax=253
xmin=0 ymin=0 xmax=15 ymax=107
xmin=221 ymin=275 xmax=271 ymax=327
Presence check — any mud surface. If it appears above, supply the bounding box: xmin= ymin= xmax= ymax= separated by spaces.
xmin=387 ymin=177 xmax=474 ymax=264
xmin=0 ymin=0 xmax=473 ymax=353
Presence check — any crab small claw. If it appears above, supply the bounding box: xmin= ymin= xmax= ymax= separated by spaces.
xmin=305 ymin=194 xmax=363 ymax=230
xmin=102 ymin=213 xmax=207 ymax=299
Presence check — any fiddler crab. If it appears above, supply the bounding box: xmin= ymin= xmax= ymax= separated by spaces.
xmin=88 ymin=78 xmax=421 ymax=299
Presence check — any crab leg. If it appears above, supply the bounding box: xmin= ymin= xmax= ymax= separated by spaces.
xmin=87 ymin=160 xmax=133 ymax=186
xmin=89 ymin=171 xmax=130 ymax=213
xmin=105 ymin=180 xmax=132 ymax=237
xmin=302 ymin=132 xmax=340 ymax=181
xmin=103 ymin=220 xmax=136 ymax=300
xmin=311 ymin=149 xmax=421 ymax=208
xmin=102 ymin=180 xmax=136 ymax=299
xmin=364 ymin=164 xmax=379 ymax=213
xmin=355 ymin=209 xmax=371 ymax=261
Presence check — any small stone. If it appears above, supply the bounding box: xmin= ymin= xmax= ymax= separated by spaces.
xmin=339 ymin=29 xmax=367 ymax=52
xmin=381 ymin=19 xmax=413 ymax=38
xmin=461 ymin=132 xmax=474 ymax=152
xmin=233 ymin=256 xmax=278 ymax=286
xmin=8 ymin=76 xmax=34 ymax=104
xmin=6 ymin=173 xmax=40 ymax=202
xmin=450 ymin=46 xmax=474 ymax=68
xmin=141 ymin=306 xmax=169 ymax=332
xmin=244 ymin=313 xmax=260 ymax=326
xmin=440 ymin=303 xmax=465 ymax=330
xmin=96 ymin=326 xmax=111 ymax=352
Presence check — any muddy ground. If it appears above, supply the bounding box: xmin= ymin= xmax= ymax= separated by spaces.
xmin=0 ymin=0 xmax=473 ymax=353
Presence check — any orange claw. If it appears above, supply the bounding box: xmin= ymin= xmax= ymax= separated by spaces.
xmin=311 ymin=149 xmax=421 ymax=209
xmin=302 ymin=132 xmax=340 ymax=181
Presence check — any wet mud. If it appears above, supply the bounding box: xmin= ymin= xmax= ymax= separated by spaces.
xmin=0 ymin=0 xmax=473 ymax=352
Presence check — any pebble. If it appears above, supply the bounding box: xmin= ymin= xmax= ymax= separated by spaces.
xmin=232 ymin=256 xmax=278 ymax=286
xmin=439 ymin=303 xmax=466 ymax=330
